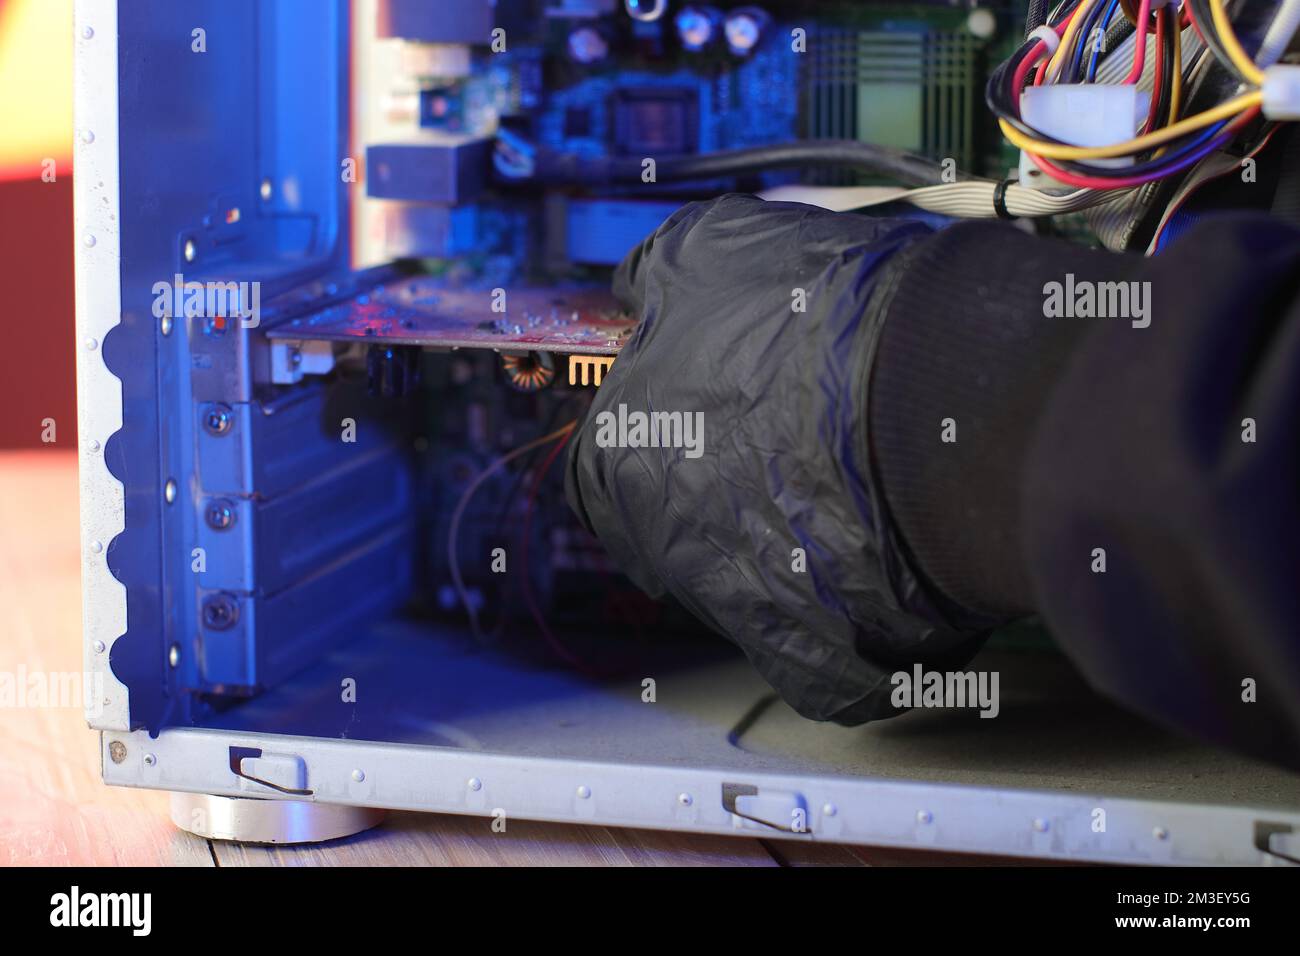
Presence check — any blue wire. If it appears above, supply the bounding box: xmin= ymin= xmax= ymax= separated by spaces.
xmin=1069 ymin=0 xmax=1106 ymax=81
xmin=1086 ymin=0 xmax=1123 ymax=81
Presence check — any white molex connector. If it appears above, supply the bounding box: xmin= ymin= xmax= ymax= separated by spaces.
xmin=1018 ymin=83 xmax=1150 ymax=189
xmin=1262 ymin=65 xmax=1300 ymax=121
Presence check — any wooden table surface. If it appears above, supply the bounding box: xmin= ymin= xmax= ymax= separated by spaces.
xmin=0 ymin=450 xmax=1006 ymax=867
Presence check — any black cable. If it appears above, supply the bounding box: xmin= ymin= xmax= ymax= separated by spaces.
xmin=525 ymin=140 xmax=988 ymax=188
xmin=1027 ymin=0 xmax=1050 ymax=35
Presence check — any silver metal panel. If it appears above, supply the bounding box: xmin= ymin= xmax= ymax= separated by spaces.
xmin=74 ymin=0 xmax=131 ymax=731
xmin=102 ymin=624 xmax=1300 ymax=864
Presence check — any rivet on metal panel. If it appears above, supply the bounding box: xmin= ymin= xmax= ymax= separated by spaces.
xmin=205 ymin=498 xmax=236 ymax=530
xmin=202 ymin=403 xmax=234 ymax=436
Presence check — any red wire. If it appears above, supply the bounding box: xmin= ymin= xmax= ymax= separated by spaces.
xmin=1124 ymin=0 xmax=1155 ymax=84
xmin=1142 ymin=8 xmax=1168 ymax=134
xmin=1183 ymin=1 xmax=1207 ymax=43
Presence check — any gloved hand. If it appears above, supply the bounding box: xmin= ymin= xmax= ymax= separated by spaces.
xmin=564 ymin=194 xmax=1000 ymax=724
xmin=567 ymin=194 xmax=1300 ymax=771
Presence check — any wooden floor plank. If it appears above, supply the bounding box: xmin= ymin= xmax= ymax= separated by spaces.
xmin=212 ymin=812 xmax=779 ymax=866
xmin=0 ymin=451 xmax=214 ymax=867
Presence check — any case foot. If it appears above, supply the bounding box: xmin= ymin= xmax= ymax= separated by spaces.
xmin=169 ymin=792 xmax=386 ymax=844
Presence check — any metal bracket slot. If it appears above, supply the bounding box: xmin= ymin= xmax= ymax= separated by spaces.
xmin=1254 ymin=821 xmax=1300 ymax=865
xmin=229 ymin=745 xmax=313 ymax=796
xmin=722 ymin=782 xmax=811 ymax=834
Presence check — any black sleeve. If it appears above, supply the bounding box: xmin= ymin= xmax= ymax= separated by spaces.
xmin=872 ymin=213 xmax=1300 ymax=768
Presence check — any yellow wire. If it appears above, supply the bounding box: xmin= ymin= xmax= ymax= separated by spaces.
xmin=1000 ymin=90 xmax=1261 ymax=159
xmin=1046 ymin=0 xmax=1101 ymax=82
xmin=1209 ymin=0 xmax=1265 ymax=85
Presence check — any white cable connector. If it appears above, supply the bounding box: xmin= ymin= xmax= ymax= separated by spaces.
xmin=1262 ymin=64 xmax=1300 ymax=120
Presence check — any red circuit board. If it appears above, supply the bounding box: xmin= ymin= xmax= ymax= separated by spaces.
xmin=267 ymin=278 xmax=636 ymax=356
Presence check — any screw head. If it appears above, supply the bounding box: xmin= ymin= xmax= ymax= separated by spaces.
xmin=468 ymin=777 xmax=482 ymax=792
xmin=83 ymin=234 xmax=96 ymax=248
xmin=85 ymin=337 xmax=98 ymax=350
xmin=201 ymin=594 xmax=239 ymax=631
xmin=823 ymin=803 xmax=837 ymax=817
xmin=82 ymin=26 xmax=95 ymax=39
xmin=1033 ymin=817 xmax=1050 ymax=833
xmin=203 ymin=404 xmax=234 ymax=436
xmin=205 ymin=498 xmax=236 ymax=531
xmin=89 ymin=540 xmax=103 ymax=554
xmin=576 ymin=785 xmax=592 ymax=800
xmin=678 ymin=792 xmax=693 ymax=807
xmin=183 ymin=238 xmax=197 ymax=262
xmin=164 ymin=478 xmax=178 ymax=504
xmin=92 ymin=640 xmax=105 ymax=653
xmin=168 ymin=643 xmax=180 ymax=667
xmin=916 ymin=809 xmax=933 ymax=825
xmin=160 ymin=313 xmax=174 ymax=336
xmin=143 ymin=753 xmax=157 ymax=767
xmin=351 ymin=769 xmax=365 ymax=783
xmin=1154 ymin=826 xmax=1169 ymax=841
xmin=260 ymin=178 xmax=274 ymax=201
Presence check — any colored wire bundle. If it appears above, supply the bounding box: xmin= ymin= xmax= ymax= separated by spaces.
xmin=989 ymin=0 xmax=1276 ymax=191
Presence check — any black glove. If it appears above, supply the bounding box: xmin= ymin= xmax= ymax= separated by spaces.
xmin=564 ymin=194 xmax=1001 ymax=724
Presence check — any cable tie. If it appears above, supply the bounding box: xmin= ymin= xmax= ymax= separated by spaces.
xmin=993 ymin=178 xmax=1019 ymax=219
